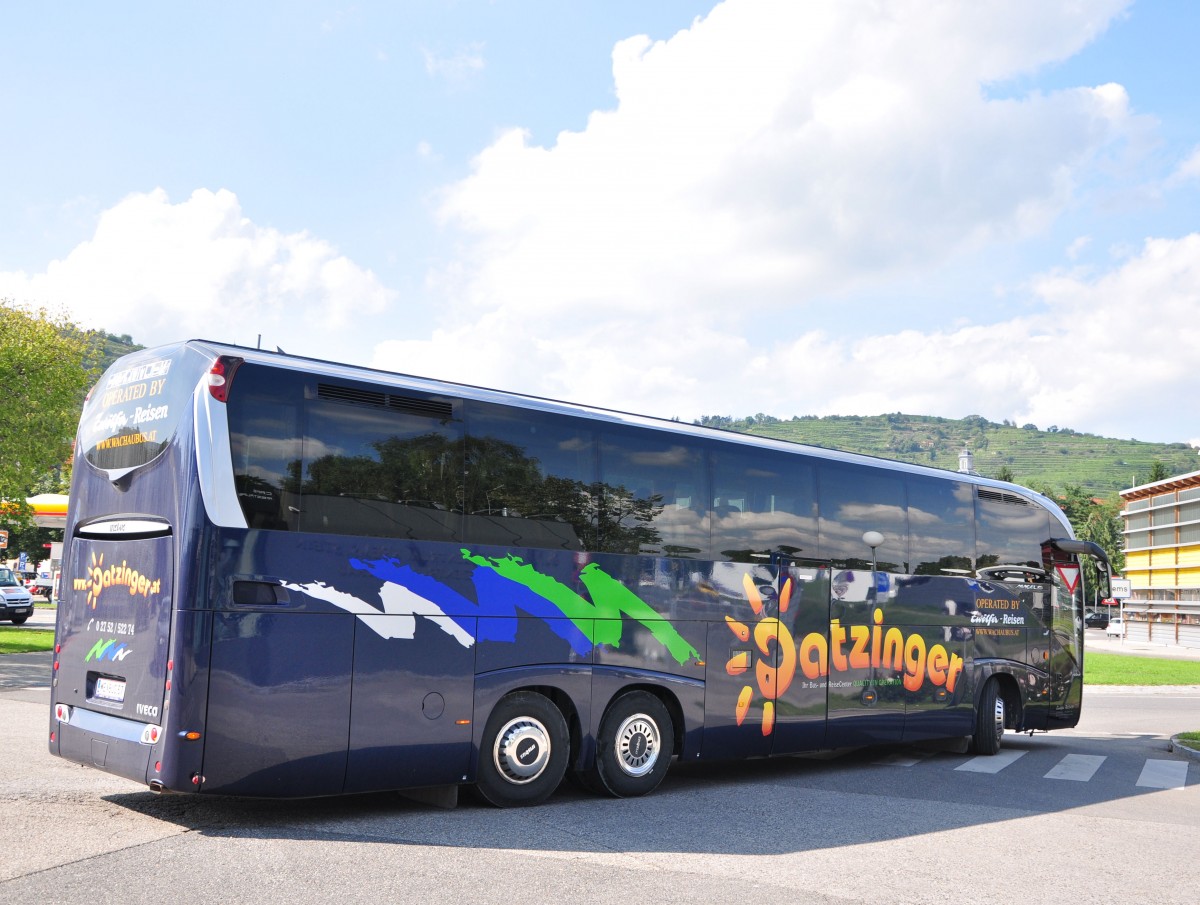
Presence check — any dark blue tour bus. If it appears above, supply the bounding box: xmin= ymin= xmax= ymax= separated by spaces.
xmin=49 ymin=341 xmax=1110 ymax=806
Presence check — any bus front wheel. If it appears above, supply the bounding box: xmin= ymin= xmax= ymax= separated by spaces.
xmin=588 ymin=691 xmax=674 ymax=798
xmin=476 ymin=691 xmax=569 ymax=807
xmin=971 ymin=678 xmax=1005 ymax=755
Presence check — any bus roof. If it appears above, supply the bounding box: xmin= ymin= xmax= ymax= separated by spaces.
xmin=171 ymin=338 xmax=1068 ymax=522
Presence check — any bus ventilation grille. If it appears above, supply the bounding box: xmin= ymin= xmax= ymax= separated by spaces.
xmin=977 ymin=488 xmax=1032 ymax=506
xmin=318 ymin=384 xmax=454 ymax=421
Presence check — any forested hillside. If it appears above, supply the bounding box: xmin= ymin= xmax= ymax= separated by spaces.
xmin=697 ymin=413 xmax=1197 ymax=495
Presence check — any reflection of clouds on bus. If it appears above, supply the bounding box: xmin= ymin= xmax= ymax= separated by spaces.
xmin=713 ymin=509 xmax=813 ymax=560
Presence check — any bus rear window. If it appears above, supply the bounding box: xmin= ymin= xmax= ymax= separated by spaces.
xmin=80 ymin=344 xmax=206 ymax=475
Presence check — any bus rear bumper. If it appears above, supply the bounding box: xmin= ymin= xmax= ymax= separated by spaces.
xmin=52 ymin=706 xmax=155 ymax=788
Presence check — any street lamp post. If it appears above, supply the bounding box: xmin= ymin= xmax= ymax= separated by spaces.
xmin=862 ymin=530 xmax=884 ymax=600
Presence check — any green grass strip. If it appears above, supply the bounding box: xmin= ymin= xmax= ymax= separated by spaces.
xmin=1085 ymin=651 xmax=1200 ymax=685
xmin=0 ymin=627 xmax=54 ymax=655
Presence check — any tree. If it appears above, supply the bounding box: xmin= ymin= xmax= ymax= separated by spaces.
xmin=0 ymin=302 xmax=96 ymax=523
xmin=1146 ymin=460 xmax=1169 ymax=483
xmin=994 ymin=465 xmax=1016 ymax=483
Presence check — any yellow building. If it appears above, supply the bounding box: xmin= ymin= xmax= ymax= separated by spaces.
xmin=1120 ymin=469 xmax=1200 ymax=648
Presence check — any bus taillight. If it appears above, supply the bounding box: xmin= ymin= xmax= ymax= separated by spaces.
xmin=206 ymin=356 xmax=243 ymax=403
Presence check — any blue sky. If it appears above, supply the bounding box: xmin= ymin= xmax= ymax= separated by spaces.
xmin=3 ymin=1 xmax=1198 ymax=449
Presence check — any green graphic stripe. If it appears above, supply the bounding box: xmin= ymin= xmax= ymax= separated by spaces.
xmin=461 ymin=550 xmax=700 ymax=665
xmin=86 ymin=639 xmax=115 ymax=662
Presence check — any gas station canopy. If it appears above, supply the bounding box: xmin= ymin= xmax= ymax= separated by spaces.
xmin=25 ymin=493 xmax=68 ymax=530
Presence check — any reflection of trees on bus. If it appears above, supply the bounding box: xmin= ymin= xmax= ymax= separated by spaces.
xmin=240 ymin=431 xmax=665 ymax=553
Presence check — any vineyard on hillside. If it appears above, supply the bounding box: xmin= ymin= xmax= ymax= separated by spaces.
xmin=698 ymin=413 xmax=1198 ymax=496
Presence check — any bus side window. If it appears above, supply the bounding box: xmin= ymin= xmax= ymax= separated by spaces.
xmin=907 ymin=477 xmax=975 ymax=576
xmin=976 ymin=491 xmax=1053 ymax=571
xmin=710 ymin=447 xmax=816 ymax=563
xmin=596 ymin=429 xmax=707 ymax=557
xmin=818 ymin=463 xmax=908 ymax=571
xmin=462 ymin=402 xmax=596 ymax=551
xmin=299 ymin=385 xmax=464 ymax=541
xmin=227 ymin=365 xmax=303 ymax=531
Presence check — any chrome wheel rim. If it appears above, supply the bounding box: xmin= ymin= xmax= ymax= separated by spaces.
xmin=992 ymin=695 xmax=1005 ymax=746
xmin=614 ymin=713 xmax=660 ymax=777
xmin=493 ymin=716 xmax=552 ymax=785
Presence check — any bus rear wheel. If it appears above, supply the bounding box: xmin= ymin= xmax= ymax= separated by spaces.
xmin=971 ymin=678 xmax=1005 ymax=755
xmin=588 ymin=691 xmax=674 ymax=798
xmin=476 ymin=691 xmax=569 ymax=808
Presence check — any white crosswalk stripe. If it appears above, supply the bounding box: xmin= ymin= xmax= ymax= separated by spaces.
xmin=1136 ymin=759 xmax=1189 ymax=790
xmin=1044 ymin=753 xmax=1106 ymax=781
xmin=871 ymin=746 xmax=1191 ymax=787
xmin=955 ymin=749 xmax=1027 ymax=773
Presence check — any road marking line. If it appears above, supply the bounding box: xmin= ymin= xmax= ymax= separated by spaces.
xmin=1044 ymin=754 xmax=1106 ymax=781
xmin=1136 ymin=759 xmax=1189 ymax=790
xmin=955 ymin=749 xmax=1027 ymax=774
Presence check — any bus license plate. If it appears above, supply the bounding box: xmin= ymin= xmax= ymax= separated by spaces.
xmin=94 ymin=677 xmax=126 ymax=703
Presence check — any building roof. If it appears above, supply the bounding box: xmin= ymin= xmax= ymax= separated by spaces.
xmin=1120 ymin=469 xmax=1200 ymax=501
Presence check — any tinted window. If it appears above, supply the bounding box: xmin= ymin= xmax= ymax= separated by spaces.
xmin=463 ymin=402 xmax=596 ymax=550
xmin=597 ymin=429 xmax=707 ymax=557
xmin=818 ymin=463 xmax=907 ymax=570
xmin=227 ymin=365 xmax=303 ymax=531
xmin=907 ymin=477 xmax=975 ymax=575
xmin=711 ymin=446 xmax=816 ymax=562
xmin=299 ymin=384 xmax=463 ymax=541
xmin=976 ymin=492 xmax=1053 ymax=569
xmin=227 ymin=366 xmax=464 ymax=540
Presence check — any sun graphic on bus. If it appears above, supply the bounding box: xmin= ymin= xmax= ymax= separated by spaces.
xmin=724 ymin=573 xmax=798 ymax=736
xmin=86 ymin=552 xmax=104 ymax=609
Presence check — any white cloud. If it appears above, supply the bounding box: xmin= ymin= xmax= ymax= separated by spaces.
xmin=10 ymin=0 xmax=1192 ymax=448
xmin=430 ymin=0 xmax=1132 ymax=321
xmin=422 ymin=43 xmax=485 ymax=85
xmin=1168 ymin=145 xmax=1200 ymax=186
xmin=0 ymin=188 xmax=395 ymax=359
xmin=388 ymin=0 xmax=1192 ymax=439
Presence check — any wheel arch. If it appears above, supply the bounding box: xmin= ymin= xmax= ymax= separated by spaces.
xmin=973 ymin=664 xmax=1026 ymax=732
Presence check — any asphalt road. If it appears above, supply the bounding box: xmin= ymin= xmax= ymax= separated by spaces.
xmin=1 ymin=646 xmax=1197 ymax=905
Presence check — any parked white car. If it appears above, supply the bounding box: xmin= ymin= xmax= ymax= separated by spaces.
xmin=0 ymin=567 xmax=35 ymax=625
xmin=1105 ymin=617 xmax=1125 ymax=637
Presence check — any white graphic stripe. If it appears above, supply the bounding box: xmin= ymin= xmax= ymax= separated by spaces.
xmin=284 ymin=580 xmax=476 ymax=647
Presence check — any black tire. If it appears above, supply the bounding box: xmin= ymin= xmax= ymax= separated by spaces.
xmin=588 ymin=691 xmax=674 ymax=798
xmin=475 ymin=691 xmax=569 ymax=808
xmin=971 ymin=678 xmax=1005 ymax=755
xmin=9 ymin=616 xmax=28 ymax=626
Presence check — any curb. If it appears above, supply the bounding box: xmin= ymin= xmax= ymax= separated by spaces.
xmin=1169 ymin=736 xmax=1200 ymax=762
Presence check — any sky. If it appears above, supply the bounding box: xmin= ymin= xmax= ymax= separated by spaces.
xmin=3 ymin=1 xmax=1199 ymax=448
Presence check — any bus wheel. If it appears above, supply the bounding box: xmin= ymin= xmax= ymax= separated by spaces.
xmin=971 ymin=678 xmax=1005 ymax=755
xmin=476 ymin=692 xmax=569 ymax=808
xmin=589 ymin=691 xmax=674 ymax=798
